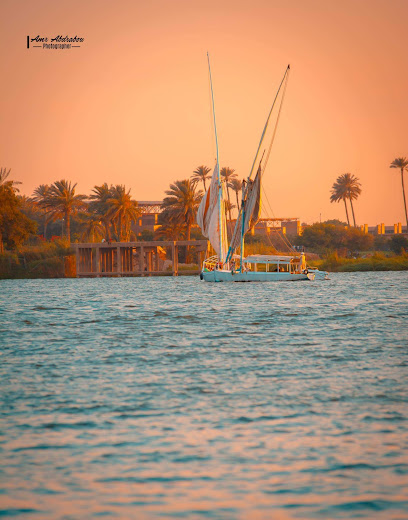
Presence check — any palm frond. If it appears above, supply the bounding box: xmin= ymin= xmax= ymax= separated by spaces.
xmin=390 ymin=157 xmax=408 ymax=170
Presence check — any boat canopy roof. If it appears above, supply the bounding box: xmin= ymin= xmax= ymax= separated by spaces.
xmin=244 ymin=254 xmax=300 ymax=264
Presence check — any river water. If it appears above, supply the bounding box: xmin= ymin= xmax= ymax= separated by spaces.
xmin=0 ymin=272 xmax=407 ymax=519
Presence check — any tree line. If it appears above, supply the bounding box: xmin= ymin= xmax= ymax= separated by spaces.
xmin=1 ymin=156 xmax=407 ymax=253
xmin=0 ymin=165 xmax=243 ymax=250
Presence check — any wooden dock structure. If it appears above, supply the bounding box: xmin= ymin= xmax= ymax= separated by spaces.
xmin=73 ymin=240 xmax=209 ymax=277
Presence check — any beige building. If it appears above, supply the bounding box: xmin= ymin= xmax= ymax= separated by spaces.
xmin=133 ymin=201 xmax=163 ymax=236
xmin=250 ymin=218 xmax=301 ymax=236
xmin=365 ymin=223 xmax=406 ymax=235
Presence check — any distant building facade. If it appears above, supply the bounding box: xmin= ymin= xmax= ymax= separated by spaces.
xmin=249 ymin=220 xmax=407 ymax=237
xmin=250 ymin=218 xmax=301 ymax=236
xmin=365 ymin=223 xmax=407 ymax=236
xmin=132 ymin=202 xmax=407 ymax=239
xmin=134 ymin=201 xmax=163 ymax=236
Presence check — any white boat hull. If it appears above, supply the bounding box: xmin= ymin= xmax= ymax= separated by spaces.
xmin=201 ymin=270 xmax=309 ymax=282
xmin=307 ymin=269 xmax=329 ymax=280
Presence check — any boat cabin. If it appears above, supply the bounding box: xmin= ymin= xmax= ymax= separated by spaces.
xmin=244 ymin=254 xmax=303 ymax=274
xmin=202 ymin=253 xmax=307 ymax=274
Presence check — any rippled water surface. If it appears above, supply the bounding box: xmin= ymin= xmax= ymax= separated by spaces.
xmin=1 ymin=273 xmax=408 ymax=519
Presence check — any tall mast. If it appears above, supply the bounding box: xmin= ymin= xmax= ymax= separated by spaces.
xmin=239 ymin=64 xmax=290 ymax=270
xmin=246 ymin=65 xmax=290 ymax=184
xmin=207 ymin=52 xmax=224 ymax=263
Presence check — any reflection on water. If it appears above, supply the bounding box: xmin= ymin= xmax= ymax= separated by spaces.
xmin=0 ymin=272 xmax=408 ymax=519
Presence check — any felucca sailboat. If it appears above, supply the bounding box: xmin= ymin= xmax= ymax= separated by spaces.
xmin=198 ymin=57 xmax=328 ymax=282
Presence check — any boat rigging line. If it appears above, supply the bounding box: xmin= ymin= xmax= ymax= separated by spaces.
xmin=246 ymin=64 xmax=290 ymax=184
xmin=207 ymin=52 xmax=224 ymax=263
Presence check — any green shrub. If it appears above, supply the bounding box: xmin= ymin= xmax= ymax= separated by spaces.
xmin=317 ymin=253 xmax=408 ymax=272
xmin=0 ymin=241 xmax=75 ymax=279
xmin=296 ymin=222 xmax=374 ymax=253
xmin=389 ymin=235 xmax=408 ymax=255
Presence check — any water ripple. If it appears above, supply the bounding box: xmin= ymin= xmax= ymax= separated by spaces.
xmin=0 ymin=272 xmax=407 ymax=519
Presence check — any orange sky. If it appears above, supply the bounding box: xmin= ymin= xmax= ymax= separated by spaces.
xmin=1 ymin=0 xmax=407 ymax=224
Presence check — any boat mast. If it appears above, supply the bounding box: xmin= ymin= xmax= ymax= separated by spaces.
xmin=246 ymin=65 xmax=290 ymax=185
xmin=239 ymin=64 xmax=290 ymax=271
xmin=239 ymin=183 xmax=247 ymax=270
xmin=207 ymin=52 xmax=224 ymax=263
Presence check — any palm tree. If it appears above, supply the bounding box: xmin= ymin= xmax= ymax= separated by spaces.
xmin=228 ymin=178 xmax=242 ymax=212
xmin=89 ymin=183 xmax=114 ymax=240
xmin=41 ymin=180 xmax=87 ymax=243
xmin=390 ymin=157 xmax=408 ymax=231
xmin=0 ymin=167 xmax=21 ymax=190
xmin=31 ymin=184 xmax=50 ymax=239
xmin=163 ymin=180 xmax=202 ymax=241
xmin=224 ymin=200 xmax=235 ymax=221
xmin=191 ymin=165 xmax=211 ymax=191
xmin=107 ymin=185 xmax=140 ymax=241
xmin=79 ymin=215 xmax=105 ymax=243
xmin=346 ymin=175 xmax=362 ymax=228
xmin=221 ymin=167 xmax=237 ymax=221
xmin=155 ymin=219 xmax=186 ymax=240
xmin=162 ymin=180 xmax=202 ymax=262
xmin=0 ymin=167 xmax=11 ymax=187
xmin=330 ymin=173 xmax=361 ymax=227
xmin=0 ymin=175 xmax=35 ymax=253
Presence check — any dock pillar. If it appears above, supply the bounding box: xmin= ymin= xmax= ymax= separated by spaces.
xmin=139 ymin=246 xmax=145 ymax=275
xmin=76 ymin=248 xmax=80 ymax=276
xmin=95 ymin=247 xmax=100 ymax=276
xmin=172 ymin=243 xmax=178 ymax=276
xmin=117 ymin=246 xmax=121 ymax=276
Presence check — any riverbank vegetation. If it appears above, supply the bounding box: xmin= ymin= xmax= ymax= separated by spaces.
xmin=293 ymin=222 xmax=408 ymax=272
xmin=1 ymin=159 xmax=408 ymax=277
xmin=0 ymin=240 xmax=75 ymax=279
xmin=309 ymin=252 xmax=408 ymax=272
xmin=294 ymin=221 xmax=374 ymax=254
xmin=0 ymin=168 xmax=36 ymax=253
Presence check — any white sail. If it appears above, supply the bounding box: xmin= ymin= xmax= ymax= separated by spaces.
xmin=196 ymin=164 xmax=219 ymax=236
xmin=196 ymin=164 xmax=228 ymax=260
xmin=229 ymin=166 xmax=262 ymax=252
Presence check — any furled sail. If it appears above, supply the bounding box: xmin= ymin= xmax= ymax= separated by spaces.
xmin=244 ymin=166 xmax=262 ymax=231
xmin=196 ymin=164 xmax=229 ymax=260
xmin=197 ymin=164 xmax=218 ymax=236
xmin=229 ymin=166 xmax=262 ymax=252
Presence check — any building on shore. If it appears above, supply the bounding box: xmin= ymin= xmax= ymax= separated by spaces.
xmin=226 ymin=218 xmax=301 ymax=236
xmin=364 ymin=223 xmax=407 ymax=235
xmin=133 ymin=202 xmax=407 ymax=239
xmin=251 ymin=218 xmax=301 ymax=236
xmin=133 ymin=201 xmax=163 ymax=236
